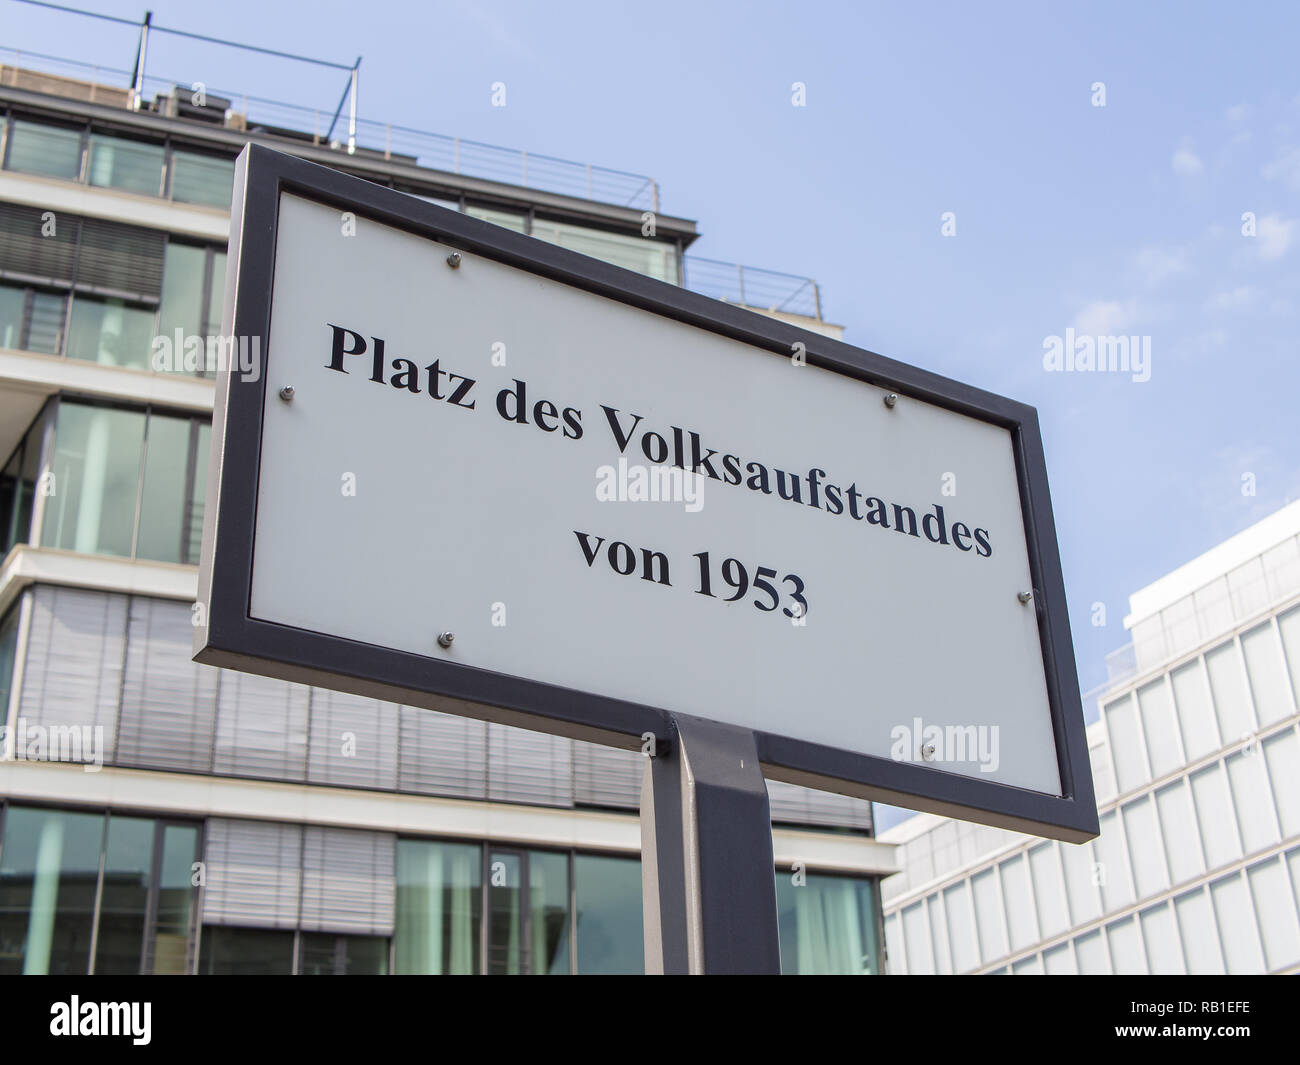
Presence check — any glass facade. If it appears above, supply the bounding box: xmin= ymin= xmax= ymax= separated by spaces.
xmin=0 ymin=806 xmax=200 ymax=974
xmin=0 ymin=200 xmax=226 ymax=373
xmin=0 ymin=805 xmax=882 ymax=975
xmin=777 ymin=871 xmax=881 ymax=974
xmin=1 ymin=118 xmax=235 ymax=207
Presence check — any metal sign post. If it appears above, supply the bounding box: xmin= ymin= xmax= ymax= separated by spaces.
xmin=641 ymin=715 xmax=781 ymax=974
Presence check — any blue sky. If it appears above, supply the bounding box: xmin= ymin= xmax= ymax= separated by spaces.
xmin=6 ymin=0 xmax=1299 ymax=821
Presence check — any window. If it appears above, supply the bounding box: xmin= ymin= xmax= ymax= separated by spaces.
xmin=0 ymin=807 xmax=198 ymax=974
xmin=66 ymin=295 xmax=156 ymax=370
xmin=199 ymin=926 xmax=295 ymax=975
xmin=0 ymin=806 xmax=103 ymax=974
xmin=0 ymin=284 xmax=24 ymax=349
xmin=169 ymin=150 xmax=235 ymax=208
xmin=42 ymin=403 xmax=145 ymax=558
xmin=485 ymin=847 xmax=570 ymax=974
xmin=0 ymin=407 xmax=44 ymax=554
xmin=94 ymin=816 xmax=158 ymax=975
xmin=298 ymin=933 xmax=389 ymax=975
xmin=0 ymin=285 xmax=68 ymax=355
xmin=574 ymin=853 xmax=642 ymax=974
xmin=4 ymin=119 xmax=82 ymax=179
xmin=394 ymin=839 xmax=481 ymax=974
xmin=3 ymin=117 xmax=240 ymax=207
xmin=0 ymin=204 xmax=167 ymax=363
xmin=87 ymin=133 xmax=164 ymax=196
xmin=464 ymin=204 xmax=526 ymax=234
xmin=157 ymin=243 xmax=227 ymax=373
xmin=776 ymin=871 xmax=881 ymax=974
xmin=0 ymin=604 xmax=19 ymax=722
xmin=40 ymin=402 xmax=210 ymax=564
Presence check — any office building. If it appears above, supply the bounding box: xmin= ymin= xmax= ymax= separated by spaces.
xmin=0 ymin=35 xmax=892 ymax=975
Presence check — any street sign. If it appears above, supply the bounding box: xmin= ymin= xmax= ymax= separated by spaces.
xmin=194 ymin=145 xmax=1098 ymax=858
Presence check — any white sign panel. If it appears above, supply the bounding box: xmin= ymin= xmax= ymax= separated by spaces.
xmin=249 ymin=193 xmax=1056 ymax=794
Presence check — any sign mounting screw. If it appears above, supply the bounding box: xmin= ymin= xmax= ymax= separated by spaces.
xmin=446 ymin=252 xmax=461 ymax=268
xmin=279 ymin=385 xmax=295 ymax=402
xmin=437 ymin=631 xmax=455 ymax=648
xmin=1017 ymin=590 xmax=1033 ymax=604
xmin=883 ymin=392 xmax=898 ymax=408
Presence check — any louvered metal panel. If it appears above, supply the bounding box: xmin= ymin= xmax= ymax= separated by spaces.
xmin=0 ymin=201 xmax=76 ymax=283
xmin=17 ymin=584 xmax=125 ymax=764
xmin=74 ymin=217 xmax=165 ymax=299
xmin=486 ymin=722 xmax=572 ymax=807
xmin=299 ymin=826 xmax=395 ymax=936
xmin=212 ymin=671 xmax=310 ymax=781
xmin=201 ymin=818 xmax=302 ymax=929
xmin=572 ymin=740 xmax=643 ymax=809
xmin=397 ymin=706 xmax=487 ymax=799
xmin=116 ymin=596 xmax=217 ymax=772
xmin=306 ymin=689 xmax=399 ymax=790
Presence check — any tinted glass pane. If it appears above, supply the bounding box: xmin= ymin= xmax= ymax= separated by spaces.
xmin=0 ymin=284 xmax=23 ymax=349
xmin=157 ymin=243 xmax=205 ymax=360
xmin=26 ymin=291 xmax=67 ymax=354
xmin=170 ymin=150 xmax=235 ymax=207
xmin=529 ymin=850 xmax=570 ymax=974
xmin=0 ymin=605 xmax=19 ymax=724
xmin=66 ymin=296 xmax=155 ymax=370
xmin=298 ymin=933 xmax=389 ymax=974
xmin=42 ymin=403 xmax=145 ymax=557
xmin=136 ymin=414 xmax=191 ymax=564
xmin=532 ymin=217 xmax=678 ymax=283
xmin=87 ymin=135 xmax=163 ymax=196
xmin=199 ymin=926 xmax=294 ymax=974
xmin=0 ymin=806 xmax=104 ymax=974
xmin=776 ymin=872 xmax=880 ymax=974
xmin=394 ymin=839 xmax=481 ymax=974
xmin=487 ymin=851 xmax=522 ymax=974
xmin=152 ymin=825 xmax=198 ymax=974
xmin=93 ymin=816 xmax=155 ymax=975
xmin=574 ymin=853 xmax=642 ymax=974
xmin=6 ymin=121 xmax=81 ymax=179
xmin=206 ymin=252 xmax=226 ymax=339
xmin=464 ymin=205 xmax=526 ymax=233
xmin=185 ymin=423 xmax=210 ymax=564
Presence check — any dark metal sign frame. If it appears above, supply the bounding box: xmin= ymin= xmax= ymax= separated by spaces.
xmin=195 ymin=144 xmax=1099 ymax=846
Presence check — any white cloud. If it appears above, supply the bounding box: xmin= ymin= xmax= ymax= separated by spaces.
xmin=1131 ymin=245 xmax=1189 ymax=286
xmin=1172 ymin=144 xmax=1204 ymax=177
xmin=1072 ymin=299 xmax=1137 ymax=336
xmin=1257 ymin=214 xmax=1296 ymax=260
xmin=1263 ymin=146 xmax=1300 ymax=189
xmin=1205 ymin=286 xmax=1254 ymax=311
xmin=1226 ymin=104 xmax=1250 ymax=122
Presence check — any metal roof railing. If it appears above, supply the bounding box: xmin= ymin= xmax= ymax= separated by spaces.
xmin=0 ymin=0 xmax=662 ymax=212
xmin=682 ymin=255 xmax=823 ymax=319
